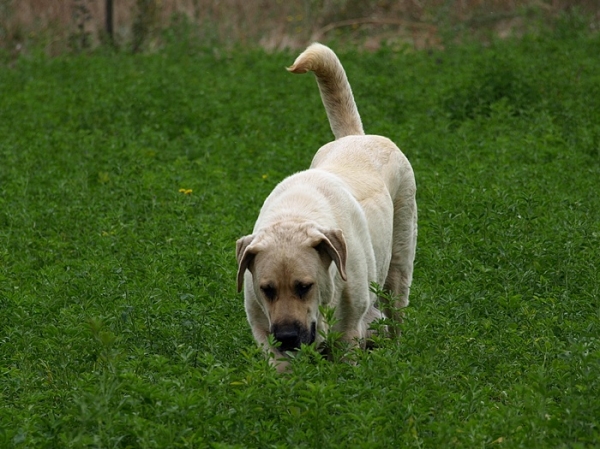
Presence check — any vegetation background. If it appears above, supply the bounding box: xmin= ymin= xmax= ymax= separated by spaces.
xmin=1 ymin=0 xmax=599 ymax=55
xmin=1 ymin=1 xmax=599 ymax=448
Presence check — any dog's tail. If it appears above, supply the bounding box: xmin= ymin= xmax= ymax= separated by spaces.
xmin=287 ymin=43 xmax=364 ymax=140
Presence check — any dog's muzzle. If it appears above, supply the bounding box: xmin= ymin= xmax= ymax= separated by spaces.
xmin=272 ymin=321 xmax=316 ymax=353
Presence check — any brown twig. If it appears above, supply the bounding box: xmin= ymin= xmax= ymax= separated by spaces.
xmin=311 ymin=17 xmax=437 ymax=42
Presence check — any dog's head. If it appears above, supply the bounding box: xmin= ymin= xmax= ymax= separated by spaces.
xmin=236 ymin=222 xmax=347 ymax=353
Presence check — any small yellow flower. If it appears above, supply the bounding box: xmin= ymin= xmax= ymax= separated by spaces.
xmin=261 ymin=174 xmax=268 ymax=180
xmin=179 ymin=188 xmax=193 ymax=195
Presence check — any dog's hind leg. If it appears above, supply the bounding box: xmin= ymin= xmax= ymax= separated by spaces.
xmin=363 ymin=304 xmax=388 ymax=348
xmin=383 ymin=195 xmax=417 ymax=325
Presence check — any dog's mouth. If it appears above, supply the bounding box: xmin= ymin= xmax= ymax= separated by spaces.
xmin=272 ymin=321 xmax=316 ymax=353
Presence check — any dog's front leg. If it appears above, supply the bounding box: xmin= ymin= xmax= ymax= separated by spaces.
xmin=263 ymin=344 xmax=290 ymax=373
xmin=246 ymin=298 xmax=289 ymax=371
xmin=249 ymin=324 xmax=291 ymax=373
xmin=336 ymin=290 xmax=372 ymax=351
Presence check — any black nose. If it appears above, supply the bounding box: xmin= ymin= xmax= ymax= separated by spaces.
xmin=272 ymin=323 xmax=301 ymax=352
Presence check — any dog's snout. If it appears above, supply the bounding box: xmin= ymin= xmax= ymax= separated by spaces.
xmin=273 ymin=323 xmax=301 ymax=352
xmin=272 ymin=321 xmax=317 ymax=353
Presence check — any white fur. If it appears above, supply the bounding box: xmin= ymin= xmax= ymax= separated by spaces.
xmin=237 ymin=43 xmax=417 ymax=371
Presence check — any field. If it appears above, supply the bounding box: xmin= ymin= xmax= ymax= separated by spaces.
xmin=1 ymin=17 xmax=600 ymax=448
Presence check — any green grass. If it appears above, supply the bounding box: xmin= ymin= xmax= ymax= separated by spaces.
xmin=1 ymin=23 xmax=599 ymax=448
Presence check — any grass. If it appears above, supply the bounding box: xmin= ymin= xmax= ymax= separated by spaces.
xmin=1 ymin=20 xmax=600 ymax=448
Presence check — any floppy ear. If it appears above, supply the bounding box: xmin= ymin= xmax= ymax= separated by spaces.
xmin=312 ymin=228 xmax=347 ymax=281
xmin=236 ymin=235 xmax=256 ymax=293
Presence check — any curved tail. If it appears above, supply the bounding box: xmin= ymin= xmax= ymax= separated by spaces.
xmin=287 ymin=43 xmax=364 ymax=140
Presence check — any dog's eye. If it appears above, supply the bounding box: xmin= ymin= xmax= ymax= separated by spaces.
xmin=260 ymin=285 xmax=277 ymax=301
xmin=295 ymin=282 xmax=313 ymax=299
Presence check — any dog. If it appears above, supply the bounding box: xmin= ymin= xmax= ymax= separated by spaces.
xmin=236 ymin=43 xmax=417 ymax=371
